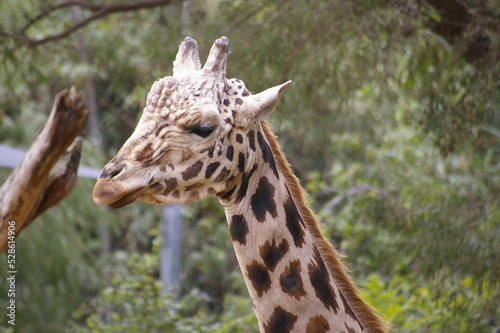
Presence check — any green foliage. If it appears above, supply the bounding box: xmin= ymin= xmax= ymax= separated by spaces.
xmin=396 ymin=31 xmax=497 ymax=155
xmin=180 ymin=197 xmax=249 ymax=313
xmin=322 ymin=123 xmax=499 ymax=280
xmin=361 ymin=274 xmax=493 ymax=332
xmin=70 ymin=238 xmax=257 ymax=333
xmin=216 ymin=294 xmax=259 ymax=333
xmin=71 ymin=251 xmax=217 ymax=333
xmin=311 ymin=87 xmax=499 ymax=330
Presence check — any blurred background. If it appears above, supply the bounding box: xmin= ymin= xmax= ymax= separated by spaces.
xmin=0 ymin=1 xmax=498 ymax=332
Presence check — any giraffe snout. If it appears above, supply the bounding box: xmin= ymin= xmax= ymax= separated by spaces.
xmin=93 ymin=162 xmax=142 ymax=207
xmin=99 ymin=163 xmax=124 ymax=179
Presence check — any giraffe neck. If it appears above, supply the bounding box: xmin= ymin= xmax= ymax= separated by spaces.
xmin=218 ymin=122 xmax=384 ymax=333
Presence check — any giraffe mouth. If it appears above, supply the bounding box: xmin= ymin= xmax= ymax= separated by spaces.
xmin=92 ymin=178 xmax=143 ymax=208
xmin=106 ymin=190 xmax=142 ymax=208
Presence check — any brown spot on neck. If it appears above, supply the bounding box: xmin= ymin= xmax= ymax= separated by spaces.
xmin=279 ymin=259 xmax=306 ymax=300
xmin=308 ymin=251 xmax=340 ymax=314
xmin=246 ymin=260 xmax=271 ymax=297
xmin=283 ymin=195 xmax=306 ymax=247
xmin=263 ymin=306 xmax=298 ymax=333
xmin=260 ymin=122 xmax=389 ymax=332
xmin=306 ymin=315 xmax=330 ymax=333
xmin=250 ymin=176 xmax=278 ymax=222
xmin=257 ymin=130 xmax=279 ymax=179
xmin=259 ymin=239 xmax=290 ymax=272
xmin=247 ymin=129 xmax=256 ymax=151
xmin=229 ymin=214 xmax=249 ymax=245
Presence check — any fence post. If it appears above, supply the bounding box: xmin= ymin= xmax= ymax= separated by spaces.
xmin=160 ymin=204 xmax=183 ymax=294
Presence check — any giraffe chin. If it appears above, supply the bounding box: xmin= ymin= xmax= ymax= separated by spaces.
xmin=106 ymin=190 xmax=142 ymax=208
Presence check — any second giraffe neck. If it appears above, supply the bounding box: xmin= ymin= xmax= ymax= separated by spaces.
xmin=218 ymin=122 xmax=365 ymax=333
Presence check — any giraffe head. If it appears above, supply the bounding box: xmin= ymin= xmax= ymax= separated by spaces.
xmin=93 ymin=37 xmax=291 ymax=208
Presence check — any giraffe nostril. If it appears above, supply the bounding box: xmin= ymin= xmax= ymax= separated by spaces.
xmin=99 ymin=164 xmax=124 ymax=179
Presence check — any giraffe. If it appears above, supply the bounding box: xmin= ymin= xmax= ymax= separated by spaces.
xmin=92 ymin=37 xmax=388 ymax=333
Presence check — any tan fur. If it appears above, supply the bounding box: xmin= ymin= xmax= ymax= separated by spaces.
xmin=261 ymin=121 xmax=390 ymax=333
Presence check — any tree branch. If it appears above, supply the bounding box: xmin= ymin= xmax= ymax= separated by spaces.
xmin=0 ymin=0 xmax=177 ymax=48
xmin=323 ymin=184 xmax=373 ymax=212
xmin=0 ymin=87 xmax=88 ymax=253
xmin=20 ymin=0 xmax=101 ymax=34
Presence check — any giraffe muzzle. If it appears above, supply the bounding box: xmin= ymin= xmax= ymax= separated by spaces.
xmin=98 ymin=163 xmax=124 ymax=179
xmin=92 ymin=162 xmax=144 ymax=207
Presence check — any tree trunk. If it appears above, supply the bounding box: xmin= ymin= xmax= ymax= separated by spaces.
xmin=0 ymin=87 xmax=88 ymax=253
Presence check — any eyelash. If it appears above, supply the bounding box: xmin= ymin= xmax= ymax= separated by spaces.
xmin=191 ymin=124 xmax=215 ymax=138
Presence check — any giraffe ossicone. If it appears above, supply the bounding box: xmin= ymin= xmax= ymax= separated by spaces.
xmin=93 ymin=37 xmax=388 ymax=333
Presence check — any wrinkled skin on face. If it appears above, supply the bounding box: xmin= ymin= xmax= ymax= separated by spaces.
xmin=92 ymin=37 xmax=290 ymax=208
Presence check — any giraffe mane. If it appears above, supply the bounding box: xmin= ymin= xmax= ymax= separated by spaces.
xmin=261 ymin=121 xmax=390 ymax=333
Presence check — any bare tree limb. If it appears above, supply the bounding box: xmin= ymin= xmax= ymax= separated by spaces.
xmin=0 ymin=87 xmax=88 ymax=253
xmin=0 ymin=0 xmax=177 ymax=48
xmin=323 ymin=184 xmax=373 ymax=212
xmin=21 ymin=0 xmax=103 ymax=33
xmin=226 ymin=3 xmax=267 ymax=33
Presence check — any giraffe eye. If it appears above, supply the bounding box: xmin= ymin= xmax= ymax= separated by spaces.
xmin=191 ymin=124 xmax=215 ymax=138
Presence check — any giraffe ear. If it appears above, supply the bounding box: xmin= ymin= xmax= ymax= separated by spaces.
xmin=251 ymin=81 xmax=293 ymax=121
